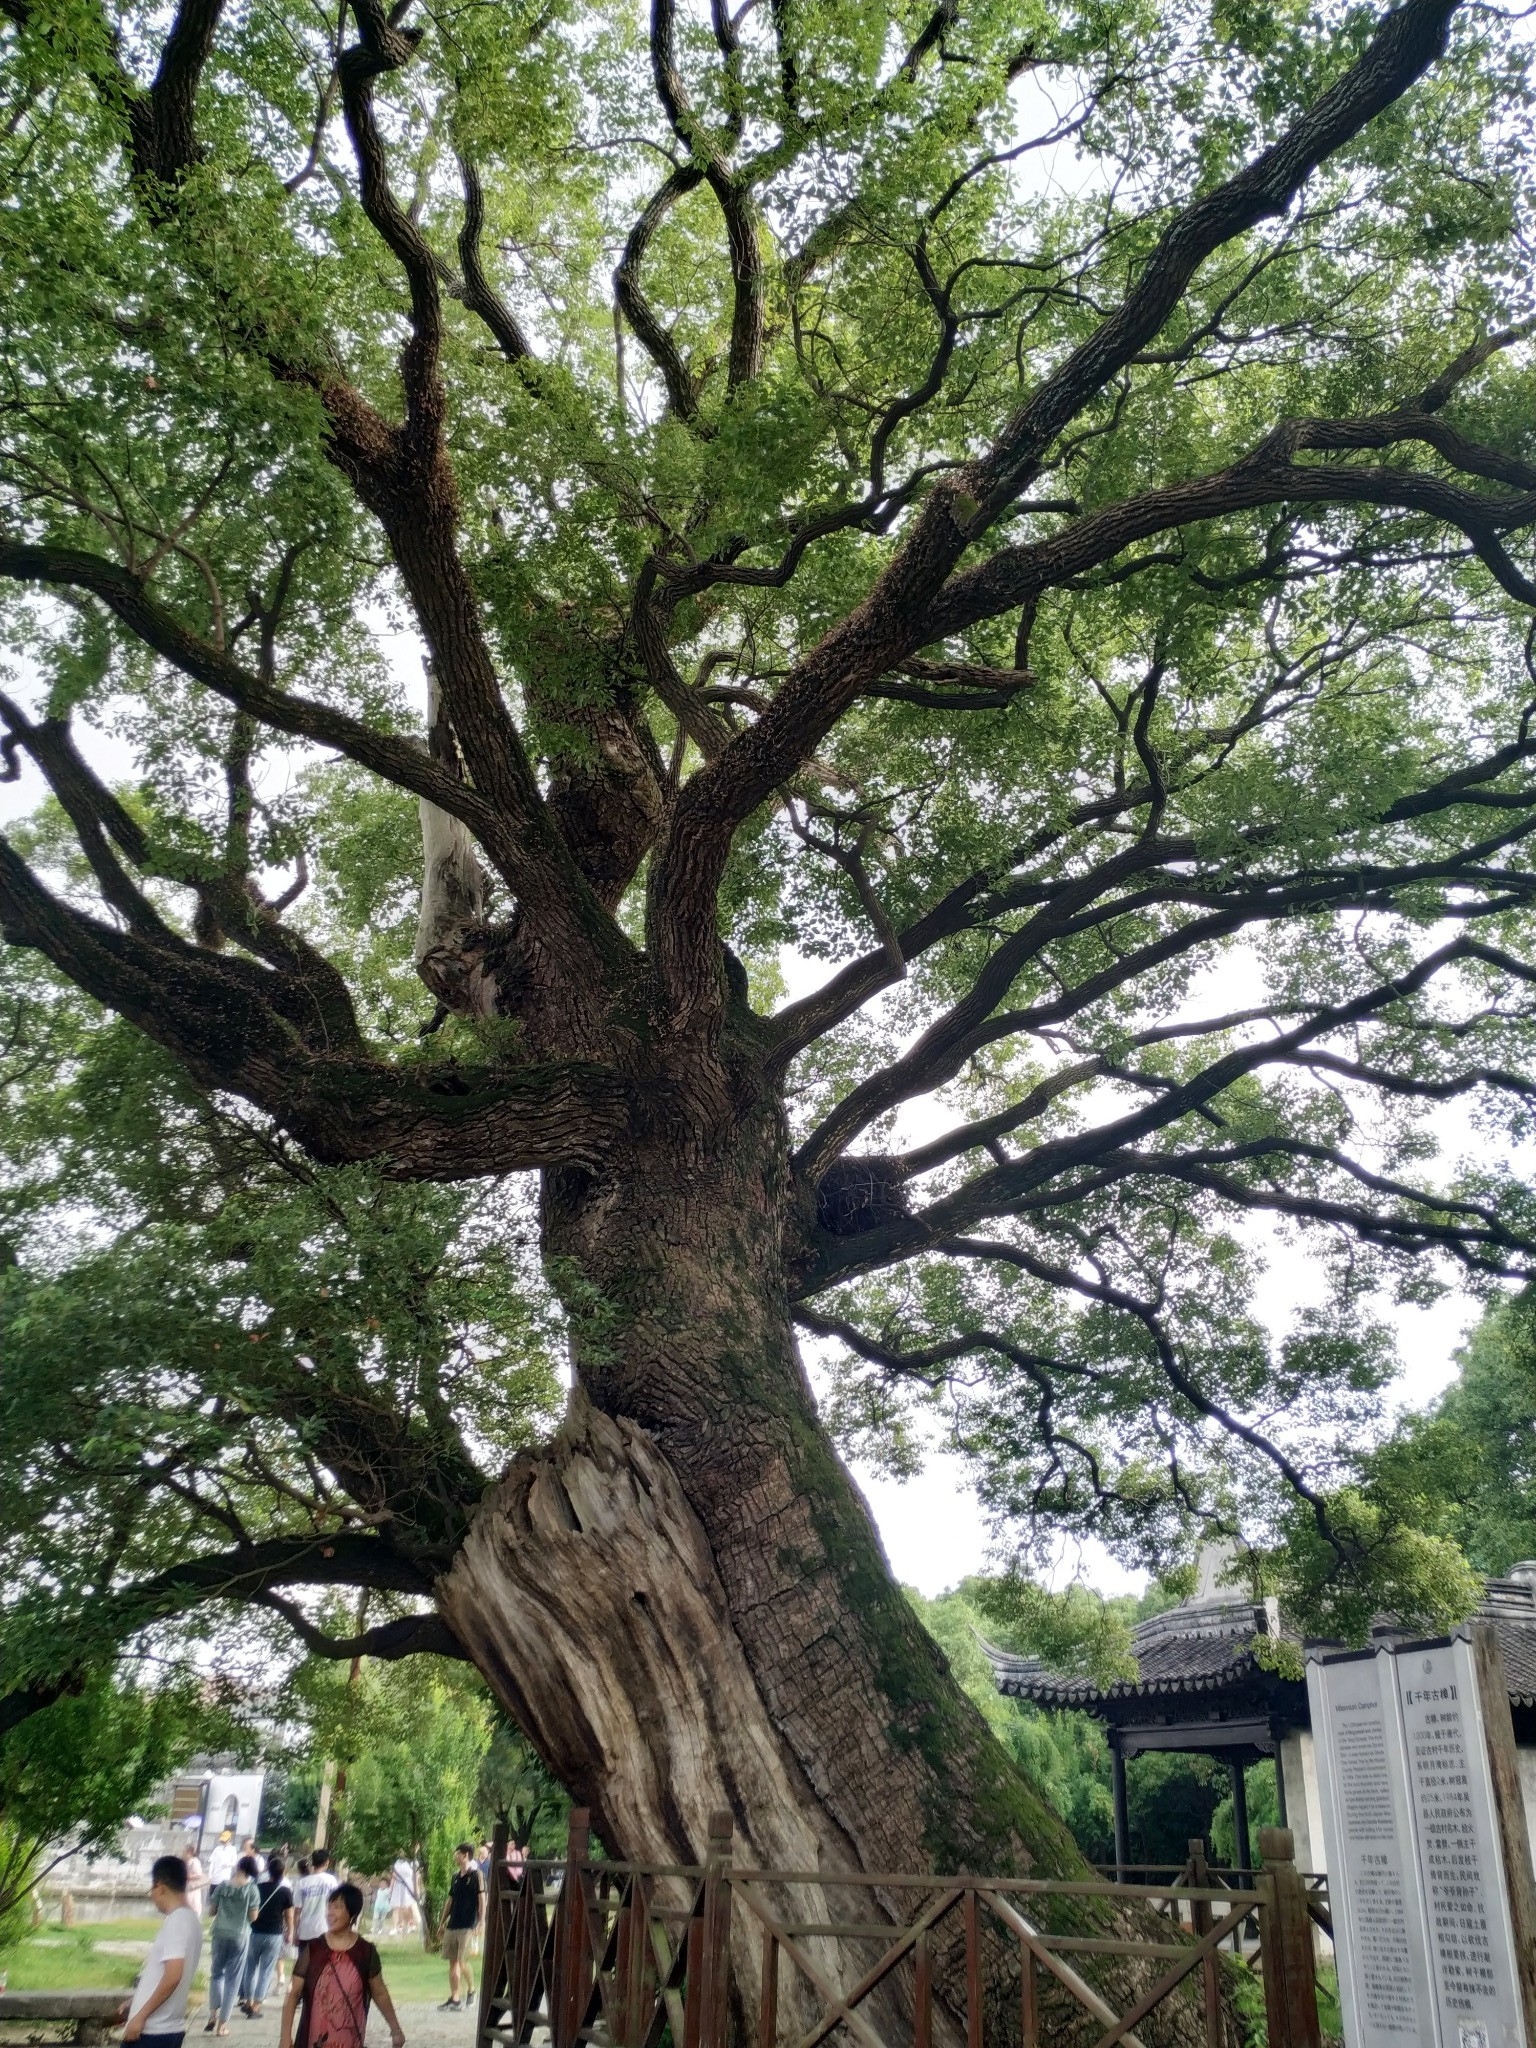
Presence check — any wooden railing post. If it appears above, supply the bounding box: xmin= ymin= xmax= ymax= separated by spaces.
xmin=555 ymin=1807 xmax=591 ymax=2048
xmin=684 ymin=1918 xmax=703 ymax=2048
xmin=1256 ymin=1827 xmax=1322 ymax=2048
xmin=700 ymin=1810 xmax=733 ymax=2048
xmin=472 ymin=1819 xmax=509 ymax=2048
xmin=1019 ymin=1930 xmax=1038 ymax=2048
xmin=758 ymin=1928 xmax=778 ymax=2048
xmin=1186 ymin=1839 xmax=1222 ymax=2048
xmin=962 ymin=1886 xmax=982 ymax=2048
xmin=913 ymin=1928 xmax=932 ymax=2048
xmin=624 ymin=1873 xmax=652 ymax=2048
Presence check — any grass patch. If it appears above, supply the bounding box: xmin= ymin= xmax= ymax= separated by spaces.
xmin=0 ymin=1928 xmax=144 ymax=1994
xmin=1 ymin=1920 xmax=466 ymax=2007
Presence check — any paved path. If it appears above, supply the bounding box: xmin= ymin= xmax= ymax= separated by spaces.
xmin=193 ymin=1995 xmax=479 ymax=2048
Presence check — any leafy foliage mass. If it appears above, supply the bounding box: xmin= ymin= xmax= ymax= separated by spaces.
xmin=3 ymin=0 xmax=1536 ymax=1723
xmin=0 ymin=1670 xmax=245 ymax=1942
xmin=0 ymin=951 xmax=562 ymax=1696
xmin=1260 ymin=1284 xmax=1536 ymax=1638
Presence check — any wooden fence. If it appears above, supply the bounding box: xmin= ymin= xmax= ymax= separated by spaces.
xmin=473 ymin=1812 xmax=1329 ymax=2048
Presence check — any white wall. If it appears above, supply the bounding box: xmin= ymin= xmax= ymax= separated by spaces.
xmin=1280 ymin=1729 xmax=1327 ymax=1877
xmin=197 ymin=1772 xmax=265 ymax=1850
xmin=1517 ymin=1746 xmax=1536 ymax=1883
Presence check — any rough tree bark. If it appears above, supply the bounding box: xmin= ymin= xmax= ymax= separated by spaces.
xmin=433 ymin=1033 xmax=1192 ymax=2044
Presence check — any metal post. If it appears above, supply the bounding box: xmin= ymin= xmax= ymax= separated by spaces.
xmin=1257 ymin=1826 xmax=1322 ymax=2048
xmin=1111 ymin=1738 xmax=1130 ymax=1883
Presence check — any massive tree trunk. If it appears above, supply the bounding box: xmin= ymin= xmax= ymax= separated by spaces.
xmin=434 ymin=1061 xmax=1207 ymax=2045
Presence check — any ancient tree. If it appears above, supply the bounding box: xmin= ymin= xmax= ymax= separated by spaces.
xmin=4 ymin=0 xmax=1536 ymax=2018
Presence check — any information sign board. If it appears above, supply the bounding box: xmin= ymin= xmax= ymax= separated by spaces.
xmin=1396 ymin=1636 xmax=1529 ymax=2048
xmin=1308 ymin=1646 xmax=1437 ymax=2048
xmin=1309 ymin=1633 xmax=1532 ymax=2048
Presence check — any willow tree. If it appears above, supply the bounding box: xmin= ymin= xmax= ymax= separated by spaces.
xmin=5 ymin=0 xmax=1536 ymax=1973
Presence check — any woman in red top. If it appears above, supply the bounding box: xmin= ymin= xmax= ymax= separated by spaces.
xmin=278 ymin=1882 xmax=405 ymax=2048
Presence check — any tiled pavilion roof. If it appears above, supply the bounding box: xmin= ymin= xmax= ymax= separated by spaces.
xmin=985 ymin=1570 xmax=1536 ymax=1715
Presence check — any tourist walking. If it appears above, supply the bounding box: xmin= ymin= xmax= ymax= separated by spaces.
xmin=183 ymin=1851 xmax=207 ymax=1919
xmin=118 ymin=1856 xmax=202 ymax=2048
xmin=207 ymin=1834 xmax=237 ymax=1887
xmin=436 ymin=1844 xmax=483 ymax=2013
xmin=385 ymin=1857 xmax=417 ymax=1937
xmin=239 ymin=1855 xmax=294 ymax=2018
xmin=204 ymin=1856 xmax=260 ymax=2037
xmin=278 ymin=1883 xmax=405 ymax=2048
xmin=276 ymin=1862 xmax=309 ymax=1999
xmin=292 ymin=1849 xmax=338 ymax=1945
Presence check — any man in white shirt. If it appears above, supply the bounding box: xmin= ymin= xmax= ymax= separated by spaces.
xmin=206 ymin=1833 xmax=237 ymax=1887
xmin=292 ymin=1847 xmax=338 ymax=1943
xmin=119 ymin=1855 xmax=202 ymax=2048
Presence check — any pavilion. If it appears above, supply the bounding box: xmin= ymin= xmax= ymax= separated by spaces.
xmin=983 ymin=1551 xmax=1536 ymax=1881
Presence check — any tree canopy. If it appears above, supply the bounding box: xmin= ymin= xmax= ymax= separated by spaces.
xmin=0 ymin=944 xmax=560 ymax=1707
xmin=5 ymin=0 xmax=1536 ymax=1938
xmin=0 ymin=1666 xmax=246 ymax=1940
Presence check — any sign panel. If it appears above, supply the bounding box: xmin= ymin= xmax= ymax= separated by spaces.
xmin=1396 ymin=1636 xmax=1529 ymax=2048
xmin=1308 ymin=1648 xmax=1438 ymax=2048
xmin=1310 ymin=1634 xmax=1531 ymax=2048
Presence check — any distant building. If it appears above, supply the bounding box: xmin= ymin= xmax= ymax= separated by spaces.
xmin=983 ymin=1549 xmax=1536 ymax=1882
xmin=41 ymin=1755 xmax=266 ymax=1920
xmin=160 ymin=1759 xmax=266 ymax=1856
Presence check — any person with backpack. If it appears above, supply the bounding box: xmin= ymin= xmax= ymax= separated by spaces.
xmin=204 ymin=1856 xmax=260 ymax=2037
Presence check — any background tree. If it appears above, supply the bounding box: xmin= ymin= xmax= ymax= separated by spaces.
xmin=4 ymin=0 xmax=1536 ymax=2025
xmin=1261 ymin=1284 xmax=1536 ymax=1636
xmin=476 ymin=1714 xmax=570 ymax=1860
xmin=0 ymin=1670 xmax=244 ymax=1946
xmin=286 ymin=1647 xmax=491 ymax=1939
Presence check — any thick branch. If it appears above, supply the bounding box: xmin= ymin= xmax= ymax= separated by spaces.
xmin=649 ymin=0 xmax=1465 ymax=1013
xmin=615 ymin=165 xmax=705 ymax=420
xmin=253 ymin=1595 xmax=468 ymax=1663
xmin=125 ymin=0 xmax=226 ymax=186
xmin=0 ymin=832 xmax=631 ymax=1174
xmin=794 ymin=935 xmax=1496 ymax=1291
xmin=456 ymin=153 xmax=535 ymax=364
xmin=0 ymin=539 xmax=487 ymax=836
xmin=0 ymin=1532 xmax=435 ymax=1727
xmin=923 ymin=458 xmax=1536 ymax=643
